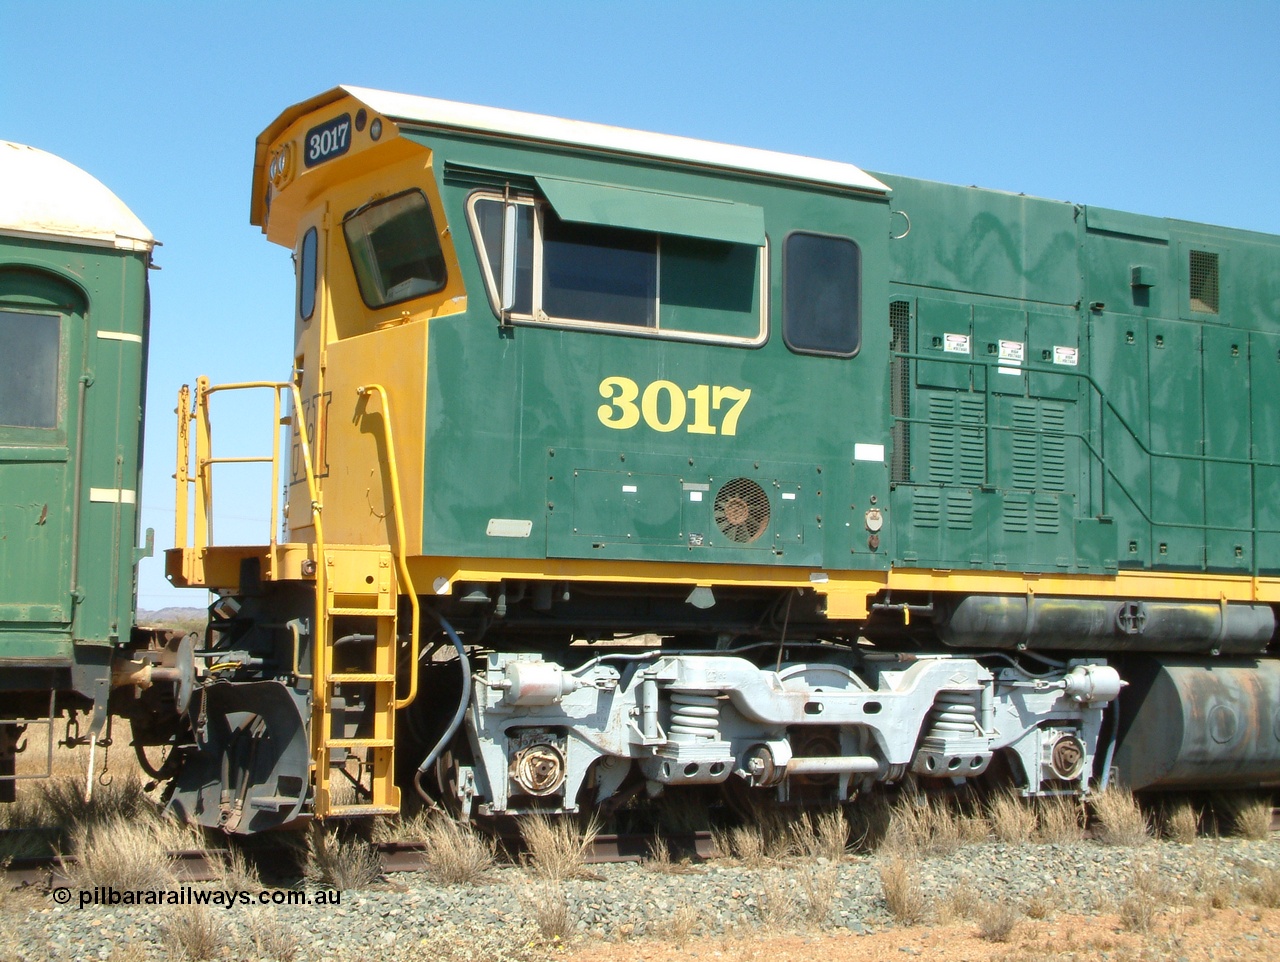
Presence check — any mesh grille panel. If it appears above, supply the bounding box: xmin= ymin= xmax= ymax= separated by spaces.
xmin=889 ymin=300 xmax=911 ymax=483
xmin=713 ymin=478 xmax=770 ymax=544
xmin=1190 ymin=250 xmax=1220 ymax=314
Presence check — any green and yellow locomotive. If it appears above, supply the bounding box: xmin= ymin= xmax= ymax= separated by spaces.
xmin=148 ymin=87 xmax=1280 ymax=828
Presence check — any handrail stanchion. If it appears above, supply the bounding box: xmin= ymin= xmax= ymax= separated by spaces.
xmin=356 ymin=383 xmax=420 ymax=710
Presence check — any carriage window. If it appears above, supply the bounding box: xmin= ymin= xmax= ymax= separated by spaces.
xmin=784 ymin=232 xmax=861 ymax=356
xmin=0 ymin=311 xmax=59 ymax=428
xmin=298 ymin=227 xmax=317 ymax=322
xmin=342 ymin=190 xmax=447 ymax=309
xmin=468 ymin=192 xmax=764 ymax=344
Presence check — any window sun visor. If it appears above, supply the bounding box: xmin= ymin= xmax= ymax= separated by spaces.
xmin=534 ymin=176 xmax=766 ymax=248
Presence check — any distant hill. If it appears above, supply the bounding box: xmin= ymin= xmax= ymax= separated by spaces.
xmin=137 ymin=607 xmax=206 ymax=631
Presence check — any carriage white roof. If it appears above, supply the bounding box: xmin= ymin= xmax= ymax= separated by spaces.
xmin=342 ymin=86 xmax=890 ymax=195
xmin=0 ymin=142 xmax=154 ymax=252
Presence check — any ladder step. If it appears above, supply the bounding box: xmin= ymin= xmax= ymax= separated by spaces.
xmin=325 ymin=804 xmax=401 ymax=817
xmin=329 ymin=673 xmax=396 ymax=684
xmin=327 ymin=606 xmax=397 ymax=617
xmin=325 ymin=737 xmax=395 ymax=749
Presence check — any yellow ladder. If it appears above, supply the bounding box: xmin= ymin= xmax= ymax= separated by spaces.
xmin=312 ymin=546 xmax=402 ymax=817
xmin=306 ymin=384 xmax=419 ymax=820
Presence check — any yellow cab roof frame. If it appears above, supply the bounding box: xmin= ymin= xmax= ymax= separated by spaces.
xmin=251 ymin=87 xmax=351 ymax=229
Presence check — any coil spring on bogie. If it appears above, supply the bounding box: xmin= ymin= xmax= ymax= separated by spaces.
xmin=928 ymin=691 xmax=980 ymax=737
xmin=668 ymin=691 xmax=721 ymax=741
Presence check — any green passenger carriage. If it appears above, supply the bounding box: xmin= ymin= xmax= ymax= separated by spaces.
xmin=0 ymin=142 xmax=169 ymax=798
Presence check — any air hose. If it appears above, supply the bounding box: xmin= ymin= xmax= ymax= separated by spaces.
xmin=412 ymin=610 xmax=470 ymax=805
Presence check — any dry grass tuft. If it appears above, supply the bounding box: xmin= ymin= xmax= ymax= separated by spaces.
xmin=415 ymin=814 xmax=497 ymax=885
xmin=988 ymin=789 xmax=1037 ymax=843
xmin=1245 ymin=864 xmax=1280 ymax=909
xmin=757 ymin=886 xmax=796 ymax=929
xmin=937 ymin=884 xmax=980 ymax=922
xmin=1163 ymin=801 xmax=1201 ymax=844
xmin=1118 ymin=862 xmax=1175 ymax=933
xmin=104 ymin=945 xmax=151 ymax=962
xmin=1090 ymin=786 xmax=1150 ymax=846
xmin=72 ymin=816 xmax=175 ymax=889
xmin=726 ymin=825 xmax=770 ymax=866
xmin=217 ymin=845 xmax=260 ymax=890
xmin=878 ymin=853 xmax=926 ymax=924
xmin=246 ymin=908 xmax=300 ymax=962
xmin=792 ymin=809 xmax=849 ymax=862
xmin=1118 ymin=888 xmax=1160 ymax=933
xmin=883 ymin=794 xmax=970 ymax=855
xmin=1219 ymin=794 xmax=1274 ymax=840
xmin=720 ymin=809 xmax=794 ymax=868
xmin=1036 ymin=796 xmax=1084 ymax=843
xmin=976 ymin=901 xmax=1021 ymax=942
xmin=369 ymin=810 xmax=425 ymax=845
xmin=1023 ymin=889 xmax=1056 ymax=920
xmin=645 ymin=835 xmax=672 ymax=871
xmin=668 ymin=902 xmax=701 ymax=945
xmin=1188 ymin=864 xmax=1236 ymax=911
xmin=39 ymin=770 xmax=151 ymax=829
xmin=161 ymin=905 xmax=225 ymax=961
xmin=0 ymin=827 xmax=57 ymax=861
xmin=519 ymin=812 xmax=600 ymax=881
xmin=798 ymin=863 xmax=840 ymax=924
xmin=304 ymin=827 xmax=382 ymax=890
xmin=522 ymin=880 xmax=576 ymax=941
xmin=0 ymin=791 xmax=55 ymax=832
xmin=643 ymin=836 xmax=698 ymax=874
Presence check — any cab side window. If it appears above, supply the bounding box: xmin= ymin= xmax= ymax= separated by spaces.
xmin=784 ymin=232 xmax=861 ymax=356
xmin=342 ymin=190 xmax=447 ymax=309
xmin=468 ymin=191 xmax=765 ymax=344
xmin=298 ymin=227 xmax=317 ymax=322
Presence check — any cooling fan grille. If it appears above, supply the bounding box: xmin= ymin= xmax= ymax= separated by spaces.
xmin=713 ymin=478 xmax=770 ymax=544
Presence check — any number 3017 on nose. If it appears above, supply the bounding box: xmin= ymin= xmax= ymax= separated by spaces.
xmin=597 ymin=376 xmax=751 ymax=436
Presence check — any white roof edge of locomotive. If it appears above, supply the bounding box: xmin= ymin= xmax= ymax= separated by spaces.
xmin=341 ymin=85 xmax=891 ymax=196
xmin=0 ymin=142 xmax=154 ymax=252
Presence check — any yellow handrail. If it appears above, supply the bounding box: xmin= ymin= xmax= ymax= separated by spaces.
xmin=173 ymin=384 xmax=191 ymax=551
xmin=356 ymin=383 xmax=420 ymax=710
xmin=286 ymin=381 xmax=327 ymax=701
xmin=174 ymin=378 xmax=290 ymax=560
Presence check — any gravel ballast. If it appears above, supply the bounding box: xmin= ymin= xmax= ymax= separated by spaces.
xmin=7 ymin=836 xmax=1280 ymax=961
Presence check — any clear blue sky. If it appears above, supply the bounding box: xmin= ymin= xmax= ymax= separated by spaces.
xmin=4 ymin=1 xmax=1279 ymax=609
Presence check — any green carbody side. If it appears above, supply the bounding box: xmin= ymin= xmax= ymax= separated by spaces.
xmin=881 ymin=175 xmax=1280 ymax=576
xmin=0 ymin=232 xmax=150 ymax=698
xmin=400 ymin=126 xmax=1280 ymax=580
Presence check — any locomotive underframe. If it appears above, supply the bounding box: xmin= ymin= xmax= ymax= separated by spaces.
xmin=147 ymin=567 xmax=1280 ymax=833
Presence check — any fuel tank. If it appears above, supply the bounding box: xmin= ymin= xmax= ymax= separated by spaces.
xmin=934 ymin=595 xmax=1275 ymax=653
xmin=1112 ymin=656 xmax=1280 ymax=791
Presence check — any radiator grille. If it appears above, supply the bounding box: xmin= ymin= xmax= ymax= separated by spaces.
xmin=889 ymin=300 xmax=911 ymax=483
xmin=1190 ymin=250 xmax=1219 ymax=314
